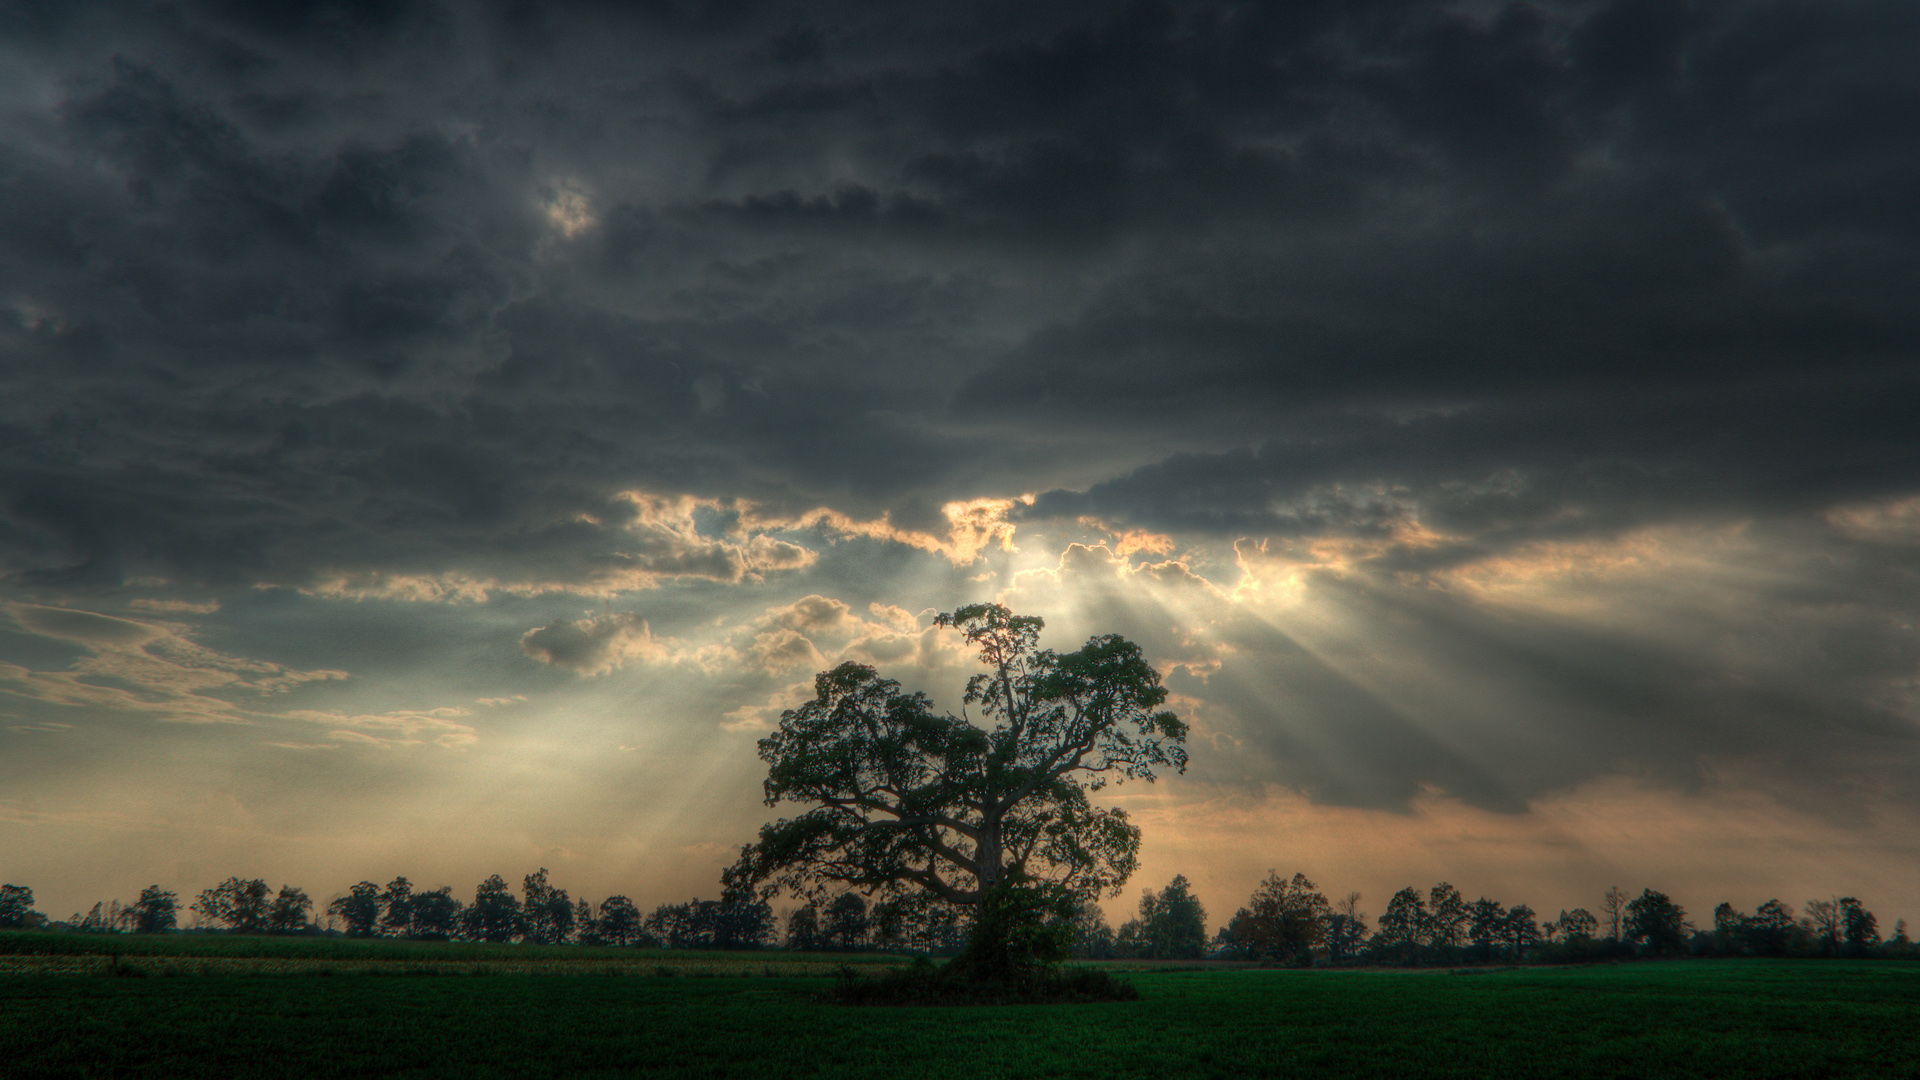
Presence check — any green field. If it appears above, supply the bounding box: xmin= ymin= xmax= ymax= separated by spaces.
xmin=3 ymin=937 xmax=1916 ymax=1079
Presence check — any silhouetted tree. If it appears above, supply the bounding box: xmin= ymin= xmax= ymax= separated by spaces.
xmin=596 ymin=896 xmax=643 ymax=946
xmin=1377 ymin=887 xmax=1427 ymax=964
xmin=1117 ymin=875 xmax=1208 ymax=959
xmin=463 ymin=875 xmax=523 ymax=942
xmin=1504 ymin=904 xmax=1540 ymax=958
xmin=268 ymin=886 xmax=311 ymax=934
xmin=0 ymin=884 xmax=42 ymax=929
xmin=329 ymin=882 xmax=381 ymax=938
xmin=1557 ymin=908 xmax=1598 ymax=942
xmin=1839 ymin=897 xmax=1879 ymax=956
xmin=786 ymin=903 xmax=823 ymax=950
xmin=574 ymin=899 xmax=600 ymax=945
xmin=1326 ymin=893 xmax=1368 ymax=965
xmin=1222 ymin=872 xmax=1329 ymax=964
xmin=193 ymin=878 xmax=270 ymax=934
xmin=725 ymin=605 xmax=1187 ymax=983
xmin=411 ymin=887 xmax=461 ymax=940
xmin=132 ymin=886 xmax=177 ymax=934
xmin=1891 ymin=919 xmax=1910 ymax=956
xmin=1748 ymin=899 xmax=1796 ymax=955
xmin=1062 ymin=897 xmax=1116 ymax=959
xmin=380 ymin=878 xmax=414 ymax=938
xmin=1601 ymin=886 xmax=1627 ymax=941
xmin=1804 ymin=898 xmax=1841 ymax=956
xmin=648 ymin=889 xmax=773 ymax=949
xmin=1468 ymin=898 xmax=1505 ymax=960
xmin=522 ymin=869 xmax=574 ymax=945
xmin=823 ymin=892 xmax=870 ymax=951
xmin=1425 ymin=883 xmax=1468 ymax=960
xmin=1625 ymin=889 xmax=1686 ymax=955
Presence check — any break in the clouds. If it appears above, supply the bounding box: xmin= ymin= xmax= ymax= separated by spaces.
xmin=3 ymin=1 xmax=1918 ymax=925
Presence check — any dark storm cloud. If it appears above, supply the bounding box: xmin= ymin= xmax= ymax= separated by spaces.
xmin=5 ymin=0 xmax=1917 ymax=590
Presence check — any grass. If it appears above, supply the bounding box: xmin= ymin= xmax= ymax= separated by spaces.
xmin=0 ymin=929 xmax=895 ymax=977
xmin=2 ymin=949 xmax=1916 ymax=1078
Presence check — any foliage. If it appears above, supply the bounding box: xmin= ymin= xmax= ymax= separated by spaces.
xmin=595 ymin=896 xmax=646 ymax=947
xmin=1219 ymin=871 xmax=1328 ymax=964
xmin=1117 ymin=875 xmax=1207 ymax=960
xmin=267 ymin=886 xmax=312 ymax=934
xmin=1324 ymin=893 xmax=1368 ymax=965
xmin=645 ymin=889 xmax=774 ymax=950
xmin=193 ymin=878 xmax=271 ymax=934
xmin=411 ymin=887 xmax=462 ymax=941
xmin=462 ymin=875 xmax=523 ymax=943
xmin=1625 ymin=889 xmax=1687 ymax=955
xmin=380 ymin=878 xmax=415 ymax=938
xmin=1376 ymin=887 xmax=1427 ymax=964
xmin=329 ymin=882 xmax=381 ymax=938
xmin=133 ymin=887 xmax=178 ymax=935
xmin=822 ymin=893 xmax=870 ymax=951
xmin=726 ymin=604 xmax=1187 ymax=984
xmin=0 ymin=885 xmax=42 ymax=930
xmin=522 ymin=869 xmax=574 ymax=945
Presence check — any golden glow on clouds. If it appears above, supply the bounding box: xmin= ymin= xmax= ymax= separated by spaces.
xmin=1825 ymin=494 xmax=1920 ymax=543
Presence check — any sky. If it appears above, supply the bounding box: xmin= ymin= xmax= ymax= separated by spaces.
xmin=3 ymin=0 xmax=1918 ymax=935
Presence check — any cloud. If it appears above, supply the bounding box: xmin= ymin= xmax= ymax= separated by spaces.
xmin=0 ymin=601 xmax=349 ymax=725
xmin=519 ymin=612 xmax=678 ymax=678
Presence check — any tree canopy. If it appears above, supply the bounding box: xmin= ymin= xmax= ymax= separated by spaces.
xmin=725 ymin=603 xmax=1187 ymax=980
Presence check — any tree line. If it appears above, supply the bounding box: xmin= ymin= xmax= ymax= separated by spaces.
xmin=0 ymin=873 xmax=1911 ymax=964
xmin=1048 ymin=873 xmax=1914 ymax=965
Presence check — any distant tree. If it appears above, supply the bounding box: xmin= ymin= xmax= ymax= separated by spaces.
xmin=132 ymin=886 xmax=177 ymax=934
xmin=1468 ymin=898 xmax=1505 ymax=960
xmin=1223 ymin=872 xmax=1329 ymax=964
xmin=1118 ymin=875 xmax=1208 ymax=959
xmin=1803 ymin=898 xmax=1841 ymax=957
xmin=268 ymin=886 xmax=312 ymax=934
xmin=1601 ymin=886 xmax=1627 ymax=941
xmin=522 ymin=869 xmax=574 ymax=945
xmin=1558 ymin=908 xmax=1598 ymax=942
xmin=1625 ymin=889 xmax=1687 ymax=955
xmin=574 ymin=899 xmax=600 ymax=946
xmin=1325 ymin=893 xmax=1368 ymax=965
xmin=1747 ymin=899 xmax=1795 ymax=955
xmin=823 ymin=893 xmax=870 ymax=951
xmin=78 ymin=900 xmax=132 ymax=933
xmin=1503 ymin=904 xmax=1540 ymax=959
xmin=786 ymin=904 xmax=824 ymax=951
xmin=724 ymin=605 xmax=1187 ymax=983
xmin=648 ymin=889 xmax=773 ymax=950
xmin=464 ymin=875 xmax=523 ymax=942
xmin=193 ymin=878 xmax=271 ymax=934
xmin=1839 ymin=898 xmax=1879 ymax=956
xmin=1711 ymin=903 xmax=1743 ymax=953
xmin=1377 ymin=887 xmax=1428 ymax=965
xmin=1062 ymin=897 xmax=1115 ymax=959
xmin=1425 ymin=883 xmax=1468 ymax=959
xmin=380 ymin=878 xmax=415 ymax=938
xmin=329 ymin=882 xmax=382 ymax=938
xmin=596 ymin=896 xmax=643 ymax=947
xmin=1892 ymin=919 xmax=1910 ymax=956
xmin=410 ymin=887 xmax=462 ymax=941
xmin=0 ymin=884 xmax=41 ymax=929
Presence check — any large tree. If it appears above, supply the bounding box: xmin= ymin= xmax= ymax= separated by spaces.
xmin=724 ymin=604 xmax=1188 ymax=980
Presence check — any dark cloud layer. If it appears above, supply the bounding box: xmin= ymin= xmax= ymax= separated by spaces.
xmin=3 ymin=0 xmax=1915 ymax=590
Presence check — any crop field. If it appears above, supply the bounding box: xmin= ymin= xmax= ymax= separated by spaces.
xmin=2 ymin=938 xmax=1916 ymax=1079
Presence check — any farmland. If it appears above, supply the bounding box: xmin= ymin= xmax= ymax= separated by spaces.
xmin=2 ymin=935 xmax=1916 ymax=1079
